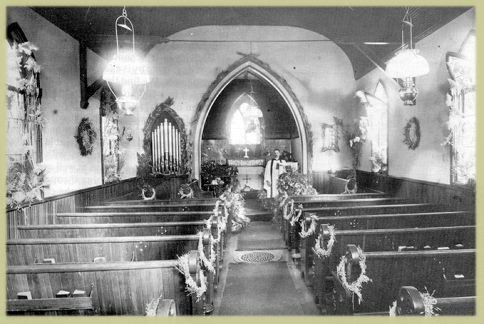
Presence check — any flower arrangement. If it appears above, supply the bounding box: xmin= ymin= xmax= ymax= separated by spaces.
xmin=200 ymin=160 xmax=238 ymax=188
xmin=368 ymin=150 xmax=387 ymax=173
xmin=219 ymin=186 xmax=250 ymax=232
xmin=276 ymin=170 xmax=317 ymax=197
xmin=7 ymin=152 xmax=47 ymax=210
xmin=104 ymin=150 xmax=126 ymax=183
xmin=75 ymin=118 xmax=97 ymax=156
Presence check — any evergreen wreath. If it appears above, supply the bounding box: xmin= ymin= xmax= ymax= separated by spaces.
xmin=403 ymin=117 xmax=421 ymax=150
xmin=75 ymin=118 xmax=97 ymax=156
xmin=336 ymin=246 xmax=372 ymax=303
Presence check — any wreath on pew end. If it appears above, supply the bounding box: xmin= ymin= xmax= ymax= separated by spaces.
xmin=289 ymin=204 xmax=303 ymax=227
xmin=312 ymin=225 xmax=336 ymax=258
xmin=388 ymin=288 xmax=439 ymax=316
xmin=141 ymin=186 xmax=156 ymax=200
xmin=205 ymin=200 xmax=227 ymax=243
xmin=74 ymin=118 xmax=97 ymax=156
xmin=145 ymin=295 xmax=163 ymax=316
xmin=175 ymin=254 xmax=207 ymax=301
xmin=178 ymin=183 xmax=194 ymax=199
xmin=299 ymin=215 xmax=317 ymax=238
xmin=336 ymin=246 xmax=372 ymax=303
xmin=197 ymin=231 xmax=216 ymax=274
xmin=282 ymin=198 xmax=294 ymax=220
xmin=343 ymin=178 xmax=358 ymax=194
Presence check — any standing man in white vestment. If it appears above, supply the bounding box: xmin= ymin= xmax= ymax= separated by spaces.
xmin=263 ymin=149 xmax=286 ymax=198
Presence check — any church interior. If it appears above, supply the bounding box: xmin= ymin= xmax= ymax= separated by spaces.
xmin=5 ymin=6 xmax=477 ymax=316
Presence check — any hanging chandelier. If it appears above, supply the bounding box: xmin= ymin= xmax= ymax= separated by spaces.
xmin=103 ymin=7 xmax=150 ymax=115
xmin=385 ymin=10 xmax=429 ymax=106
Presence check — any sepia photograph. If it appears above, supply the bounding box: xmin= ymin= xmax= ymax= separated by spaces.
xmin=4 ymin=2 xmax=477 ymax=318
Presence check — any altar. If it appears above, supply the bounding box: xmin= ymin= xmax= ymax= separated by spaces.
xmin=227 ymin=159 xmax=265 ymax=190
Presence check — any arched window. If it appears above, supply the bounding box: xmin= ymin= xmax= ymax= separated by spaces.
xmin=446 ymin=30 xmax=475 ymax=185
xmin=229 ymin=93 xmax=263 ymax=145
xmin=7 ymin=23 xmax=43 ymax=165
xmin=362 ymin=82 xmax=388 ymax=173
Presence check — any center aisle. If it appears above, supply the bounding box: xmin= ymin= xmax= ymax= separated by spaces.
xmin=214 ymin=200 xmax=319 ymax=315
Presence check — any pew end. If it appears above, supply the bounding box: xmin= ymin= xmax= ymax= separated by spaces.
xmin=396 ymin=286 xmax=475 ymax=315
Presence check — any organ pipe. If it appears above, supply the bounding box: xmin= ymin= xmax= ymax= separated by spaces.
xmin=164 ymin=119 xmax=168 ymax=172
xmin=151 ymin=130 xmax=156 ymax=172
xmin=162 ymin=124 xmax=165 ymax=172
xmin=151 ymin=118 xmax=183 ymax=174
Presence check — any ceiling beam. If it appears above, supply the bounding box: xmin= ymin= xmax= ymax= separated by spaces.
xmin=79 ymin=41 xmax=103 ymax=109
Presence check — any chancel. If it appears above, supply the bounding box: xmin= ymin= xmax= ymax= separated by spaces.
xmin=5 ymin=5 xmax=477 ymax=317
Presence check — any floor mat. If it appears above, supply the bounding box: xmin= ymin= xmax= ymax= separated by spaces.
xmin=232 ymin=250 xmax=284 ymax=263
xmin=218 ymin=262 xmax=305 ymax=315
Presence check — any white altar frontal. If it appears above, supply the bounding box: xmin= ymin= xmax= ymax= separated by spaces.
xmin=228 ymin=159 xmax=265 ymax=190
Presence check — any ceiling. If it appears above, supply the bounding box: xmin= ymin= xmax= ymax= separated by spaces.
xmin=30 ymin=6 xmax=470 ymax=79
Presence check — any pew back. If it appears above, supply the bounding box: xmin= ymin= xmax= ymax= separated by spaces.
xmin=56 ymin=211 xmax=214 ymax=224
xmin=17 ymin=221 xmax=209 ymax=239
xmin=7 ymin=235 xmax=201 ymax=265
xmin=7 ymin=259 xmax=199 ymax=315
xmin=329 ymin=247 xmax=475 ymax=314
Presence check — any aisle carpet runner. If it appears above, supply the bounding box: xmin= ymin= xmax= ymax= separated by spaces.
xmin=236 ymin=221 xmax=286 ymax=251
xmin=217 ymin=262 xmax=305 ymax=315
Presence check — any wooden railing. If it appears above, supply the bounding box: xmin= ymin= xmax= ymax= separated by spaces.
xmin=6 ymin=178 xmax=140 ymax=239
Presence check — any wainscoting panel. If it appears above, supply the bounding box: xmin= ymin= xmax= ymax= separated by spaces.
xmin=356 ymin=170 xmax=475 ymax=209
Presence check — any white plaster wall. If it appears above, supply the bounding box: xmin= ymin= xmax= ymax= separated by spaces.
xmin=7 ymin=8 xmax=105 ymax=196
xmin=355 ymin=9 xmax=475 ymax=184
xmin=129 ymin=25 xmax=356 ymax=178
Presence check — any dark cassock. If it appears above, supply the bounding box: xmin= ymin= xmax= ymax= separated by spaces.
xmin=263 ymin=150 xmax=286 ymax=198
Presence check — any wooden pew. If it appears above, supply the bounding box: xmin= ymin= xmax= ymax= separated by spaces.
xmin=279 ymin=193 xmax=388 ymax=238
xmin=327 ymin=245 xmax=475 ymax=315
xmin=16 ymin=220 xmax=227 ymax=283
xmin=284 ymin=202 xmax=441 ymax=252
xmin=7 ymin=252 xmax=206 ymax=315
xmin=104 ymin=198 xmax=220 ymax=206
xmin=17 ymin=221 xmax=212 ymax=238
xmin=309 ymin=224 xmax=475 ymax=308
xmin=395 ymin=286 xmax=475 ymax=316
xmin=7 ymin=232 xmax=211 ymax=265
xmin=290 ymin=193 xmax=387 ymax=202
xmin=281 ymin=197 xmax=405 ymax=243
xmin=299 ymin=210 xmax=474 ymax=285
xmin=304 ymin=203 xmax=452 ymax=216
xmin=84 ymin=201 xmax=223 ymax=212
xmin=56 ymin=210 xmax=215 ymax=224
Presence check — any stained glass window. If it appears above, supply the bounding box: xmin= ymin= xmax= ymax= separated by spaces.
xmin=229 ymin=93 xmax=263 ymax=145
xmin=447 ymin=31 xmax=475 ymax=185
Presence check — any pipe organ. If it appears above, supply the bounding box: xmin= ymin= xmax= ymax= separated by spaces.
xmin=151 ymin=118 xmax=181 ymax=174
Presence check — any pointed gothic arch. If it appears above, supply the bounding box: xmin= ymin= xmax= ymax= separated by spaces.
xmin=191 ymin=56 xmax=312 ymax=181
